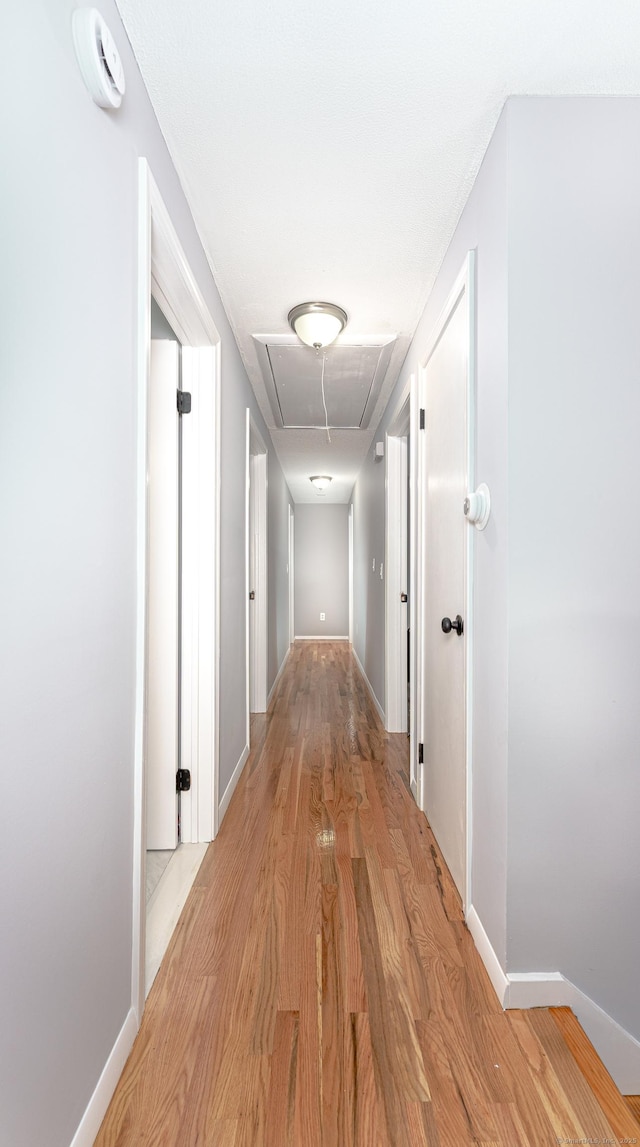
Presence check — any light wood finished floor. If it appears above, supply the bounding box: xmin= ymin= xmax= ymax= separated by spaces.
xmin=97 ymin=640 xmax=640 ymax=1146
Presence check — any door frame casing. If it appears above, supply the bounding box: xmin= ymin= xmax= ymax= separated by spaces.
xmin=416 ymin=250 xmax=476 ymax=911
xmin=245 ymin=409 xmax=268 ymax=731
xmin=385 ymin=379 xmax=411 ymax=738
xmin=133 ymin=160 xmax=221 ymax=1023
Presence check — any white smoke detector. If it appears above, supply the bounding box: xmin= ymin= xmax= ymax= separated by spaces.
xmin=72 ymin=8 xmax=125 ymax=109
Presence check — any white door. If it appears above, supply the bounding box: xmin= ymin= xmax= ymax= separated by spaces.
xmin=146 ymin=340 xmax=179 ymax=851
xmin=421 ymin=285 xmax=469 ymax=899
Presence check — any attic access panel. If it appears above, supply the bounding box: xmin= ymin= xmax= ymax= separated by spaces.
xmin=264 ymin=343 xmax=390 ymax=429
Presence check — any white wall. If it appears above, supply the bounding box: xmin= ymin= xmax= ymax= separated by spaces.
xmin=294 ymin=505 xmax=350 ymax=637
xmin=506 ymin=97 xmax=640 ymax=1043
xmin=0 ymin=3 xmax=288 ymax=1142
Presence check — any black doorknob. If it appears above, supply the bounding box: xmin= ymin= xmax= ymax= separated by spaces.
xmin=441 ymin=615 xmax=464 ymax=636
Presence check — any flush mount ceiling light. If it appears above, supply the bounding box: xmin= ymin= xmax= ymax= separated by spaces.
xmin=288 ymin=302 xmax=348 ymax=349
xmin=309 ymin=475 xmax=332 ymax=491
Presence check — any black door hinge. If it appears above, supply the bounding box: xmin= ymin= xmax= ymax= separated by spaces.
xmin=418 ymin=743 xmax=424 ymax=764
xmin=176 ymin=768 xmax=191 ymax=792
xmin=177 ymin=390 xmax=192 ymax=415
xmin=419 ymin=408 xmax=425 ymax=430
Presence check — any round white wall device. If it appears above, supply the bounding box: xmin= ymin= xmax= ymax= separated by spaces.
xmin=72 ymin=8 xmax=125 ymax=109
xmin=464 ymin=483 xmax=491 ymax=530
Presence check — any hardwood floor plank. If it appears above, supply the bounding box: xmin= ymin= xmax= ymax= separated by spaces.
xmin=277 ymin=772 xmax=308 ymax=1011
xmin=335 ymin=831 xmax=367 ymax=1013
xmin=321 ymin=880 xmax=351 ymax=1145
xmin=364 ymin=845 xmax=431 ymax=1101
xmin=96 ymin=640 xmax=631 ymax=1147
xmin=406 ymin=1098 xmax=439 ymax=1147
xmin=384 ymin=866 xmax=430 ymax=1022
xmin=209 ymin=1119 xmax=238 ymax=1146
xmin=483 ymin=1013 xmax=561 ymax=1145
xmin=527 ymin=1007 xmax=619 ymax=1139
xmin=549 ymin=1005 xmax=640 ymax=1139
xmin=508 ymin=1009 xmax=598 ymax=1141
xmin=415 ymin=1018 xmax=476 ymax=1146
xmin=265 ymin=1011 xmax=299 ymax=1147
xmin=353 ymin=855 xmax=413 ymax=1144
xmin=352 ymin=1012 xmax=384 ymax=1147
xmin=292 ymin=931 xmax=322 ymax=1145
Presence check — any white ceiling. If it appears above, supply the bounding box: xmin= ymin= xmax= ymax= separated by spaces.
xmin=116 ymin=0 xmax=640 ymax=503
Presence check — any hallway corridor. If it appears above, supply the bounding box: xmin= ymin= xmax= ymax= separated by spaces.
xmin=97 ymin=641 xmax=638 ymax=1145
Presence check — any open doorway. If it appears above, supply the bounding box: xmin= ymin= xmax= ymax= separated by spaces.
xmin=145 ymin=299 xmax=181 ymax=892
xmin=132 ymin=162 xmax=221 ymax=1019
xmin=144 ymin=300 xmax=210 ymax=993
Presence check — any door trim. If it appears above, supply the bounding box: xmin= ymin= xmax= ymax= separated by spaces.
xmin=133 ymin=160 xmax=221 ymax=1023
xmin=417 ymin=250 xmax=476 ymax=911
xmin=385 ymin=377 xmax=411 ymax=735
xmin=288 ymin=504 xmax=295 ymax=646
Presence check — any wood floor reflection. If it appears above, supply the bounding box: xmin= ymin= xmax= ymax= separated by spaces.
xmin=96 ymin=640 xmax=639 ymax=1145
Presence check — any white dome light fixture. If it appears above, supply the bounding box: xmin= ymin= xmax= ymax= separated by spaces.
xmin=309 ymin=475 xmax=332 ymax=491
xmin=288 ymin=302 xmax=348 ymax=349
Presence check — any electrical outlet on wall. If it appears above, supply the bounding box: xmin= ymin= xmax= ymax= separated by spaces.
xmin=320 ymin=612 xmax=325 ymax=621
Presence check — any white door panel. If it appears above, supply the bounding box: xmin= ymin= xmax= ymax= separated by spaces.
xmin=422 ymin=292 xmax=468 ymax=897
xmin=146 ymin=340 xmax=179 ymax=851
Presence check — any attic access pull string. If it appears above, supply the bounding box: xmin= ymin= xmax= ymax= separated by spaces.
xmin=318 ymin=349 xmax=331 ymax=444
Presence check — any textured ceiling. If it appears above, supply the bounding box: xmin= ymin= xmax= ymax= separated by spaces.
xmin=116 ymin=0 xmax=640 ymax=502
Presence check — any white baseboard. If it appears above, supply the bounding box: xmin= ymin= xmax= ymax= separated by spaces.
xmin=218 ymin=743 xmax=249 ymax=825
xmin=351 ymin=647 xmax=385 ymax=725
xmin=267 ymin=645 xmax=290 ymax=707
xmin=294 ymin=634 xmax=349 ymax=640
xmin=506 ymin=971 xmax=568 ymax=1008
xmin=466 ymin=905 xmax=509 ymax=1005
xmin=466 ymin=903 xmax=640 ymax=1093
xmin=70 ymin=1007 xmax=138 ymax=1147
